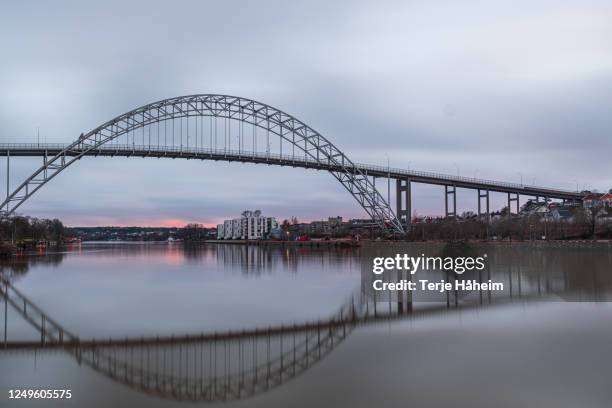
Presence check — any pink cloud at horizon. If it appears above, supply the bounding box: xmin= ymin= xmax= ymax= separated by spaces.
xmin=66 ymin=218 xmax=219 ymax=228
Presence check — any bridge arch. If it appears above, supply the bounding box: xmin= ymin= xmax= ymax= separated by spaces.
xmin=1 ymin=95 xmax=404 ymax=233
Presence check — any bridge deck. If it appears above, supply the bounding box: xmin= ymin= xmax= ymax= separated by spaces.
xmin=0 ymin=143 xmax=583 ymax=200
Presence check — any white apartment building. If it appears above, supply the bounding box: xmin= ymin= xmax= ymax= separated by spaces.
xmin=217 ymin=210 xmax=279 ymax=240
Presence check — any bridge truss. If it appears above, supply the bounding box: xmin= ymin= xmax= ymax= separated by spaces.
xmin=0 ymin=95 xmax=405 ymax=233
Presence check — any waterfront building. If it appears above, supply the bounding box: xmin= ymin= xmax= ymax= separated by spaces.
xmin=217 ymin=210 xmax=278 ymax=240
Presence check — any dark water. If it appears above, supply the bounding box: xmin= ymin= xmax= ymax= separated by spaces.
xmin=1 ymin=242 xmax=612 ymax=407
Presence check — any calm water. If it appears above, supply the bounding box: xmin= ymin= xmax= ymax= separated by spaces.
xmin=1 ymin=242 xmax=612 ymax=407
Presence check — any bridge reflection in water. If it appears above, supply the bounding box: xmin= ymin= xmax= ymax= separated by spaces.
xmin=2 ymin=243 xmax=612 ymax=402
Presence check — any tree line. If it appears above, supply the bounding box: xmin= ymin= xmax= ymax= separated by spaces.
xmin=406 ymin=212 xmax=611 ymax=241
xmin=0 ymin=216 xmax=67 ymax=243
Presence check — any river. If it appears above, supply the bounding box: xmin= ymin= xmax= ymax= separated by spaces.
xmin=1 ymin=242 xmax=612 ymax=407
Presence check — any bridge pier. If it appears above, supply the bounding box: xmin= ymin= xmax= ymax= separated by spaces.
xmin=477 ymin=189 xmax=490 ymax=220
xmin=396 ymin=270 xmax=413 ymax=314
xmin=395 ymin=178 xmax=411 ymax=230
xmin=41 ymin=316 xmax=45 ymax=347
xmin=445 ymin=185 xmax=457 ymax=218
xmin=3 ymin=282 xmax=7 ymax=347
xmin=5 ymin=150 xmax=9 ymax=213
xmin=507 ymin=192 xmax=519 ymax=216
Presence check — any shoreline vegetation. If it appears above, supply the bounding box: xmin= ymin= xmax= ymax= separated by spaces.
xmin=0 ymin=216 xmax=68 ymax=257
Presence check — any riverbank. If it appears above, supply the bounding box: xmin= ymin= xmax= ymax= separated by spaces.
xmin=397 ymin=238 xmax=612 ymax=247
xmin=203 ymin=238 xmax=612 ymax=249
xmin=203 ymin=239 xmax=361 ymax=248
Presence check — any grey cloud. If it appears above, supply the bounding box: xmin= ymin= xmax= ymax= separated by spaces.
xmin=1 ymin=0 xmax=611 ymax=225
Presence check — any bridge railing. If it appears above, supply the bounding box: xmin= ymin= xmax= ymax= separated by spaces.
xmin=0 ymin=143 xmax=70 ymax=149
xmin=360 ymin=162 xmax=560 ymax=192
xmin=0 ymin=143 xmax=580 ymax=195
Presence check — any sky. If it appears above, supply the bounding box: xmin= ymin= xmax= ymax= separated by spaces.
xmin=1 ymin=0 xmax=611 ymax=227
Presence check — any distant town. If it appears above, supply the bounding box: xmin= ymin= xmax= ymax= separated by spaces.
xmin=0 ymin=189 xmax=611 ymax=253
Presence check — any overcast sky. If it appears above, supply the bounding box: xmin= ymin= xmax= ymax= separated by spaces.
xmin=1 ymin=0 xmax=611 ymax=226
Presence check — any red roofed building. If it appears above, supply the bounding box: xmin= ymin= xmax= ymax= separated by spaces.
xmin=583 ymin=193 xmax=604 ymax=208
xmin=601 ymin=193 xmax=612 ymax=208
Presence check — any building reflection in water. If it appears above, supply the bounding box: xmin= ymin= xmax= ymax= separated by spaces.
xmin=185 ymin=243 xmax=360 ymax=276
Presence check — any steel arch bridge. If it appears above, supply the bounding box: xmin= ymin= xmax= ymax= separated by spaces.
xmin=0 ymin=94 xmax=404 ymax=233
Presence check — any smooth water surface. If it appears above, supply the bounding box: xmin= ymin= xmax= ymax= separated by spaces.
xmin=1 ymin=242 xmax=612 ymax=408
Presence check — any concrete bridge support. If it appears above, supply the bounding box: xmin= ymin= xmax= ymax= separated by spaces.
xmin=3 ymin=281 xmax=7 ymax=346
xmin=507 ymin=192 xmax=519 ymax=216
xmin=395 ymin=178 xmax=411 ymax=230
xmin=396 ymin=270 xmax=413 ymax=314
xmin=445 ymin=185 xmax=457 ymax=218
xmin=477 ymin=188 xmax=490 ymax=220
xmin=5 ymin=151 xmax=9 ymax=212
